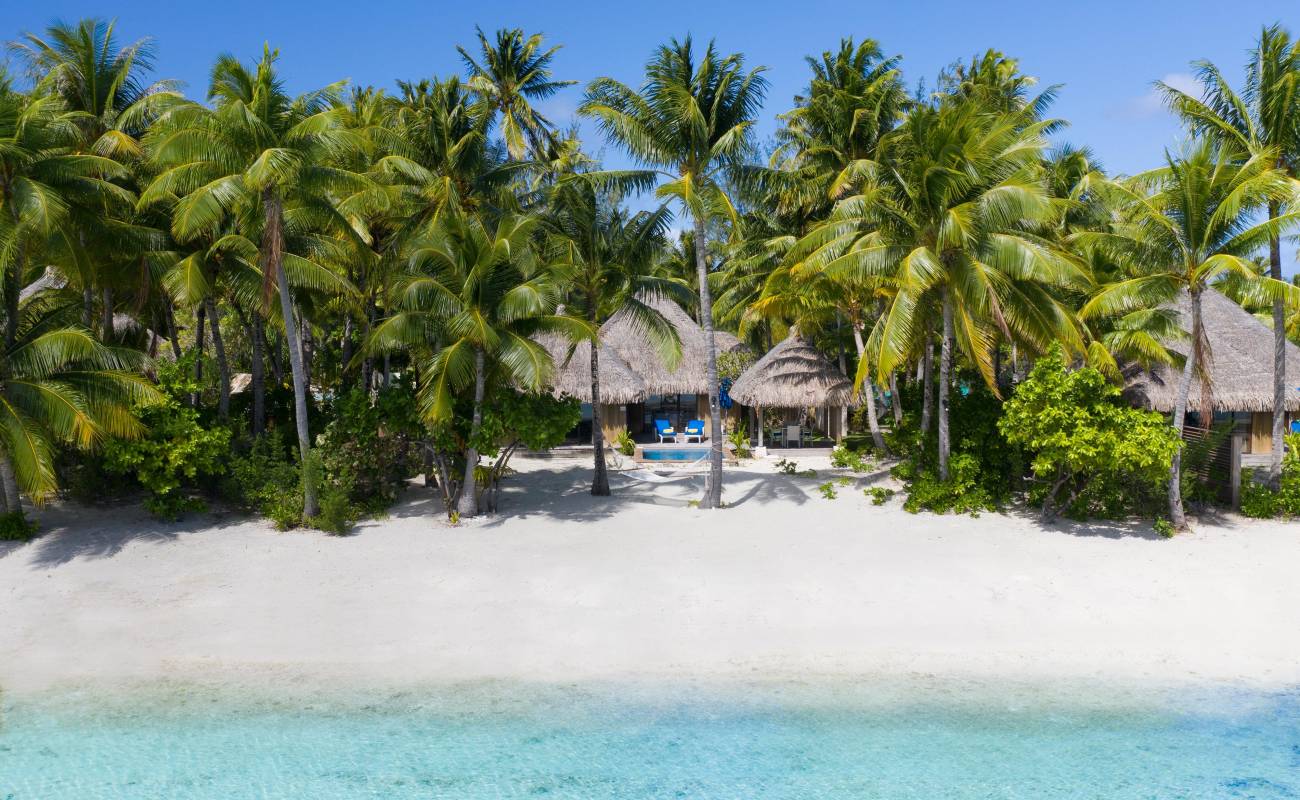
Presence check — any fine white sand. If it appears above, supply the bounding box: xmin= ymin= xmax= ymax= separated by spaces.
xmin=2 ymin=453 xmax=1298 ymax=696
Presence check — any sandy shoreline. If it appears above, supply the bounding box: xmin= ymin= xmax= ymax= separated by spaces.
xmin=3 ymin=454 xmax=1298 ymax=697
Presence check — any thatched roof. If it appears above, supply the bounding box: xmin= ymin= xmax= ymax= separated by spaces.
xmin=536 ymin=333 xmax=646 ymax=404
xmin=1123 ymin=288 xmax=1300 ymax=413
xmin=600 ymin=295 xmax=748 ymax=395
xmin=730 ymin=332 xmax=856 ymax=408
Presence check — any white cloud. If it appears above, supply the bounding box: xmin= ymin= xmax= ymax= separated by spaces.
xmin=1118 ymin=72 xmax=1201 ymax=119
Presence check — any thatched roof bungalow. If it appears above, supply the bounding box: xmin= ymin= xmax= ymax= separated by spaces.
xmin=730 ymin=333 xmax=856 ymax=408
xmin=535 ymin=333 xmax=646 ymax=404
xmin=600 ymin=295 xmax=747 ymax=396
xmin=1123 ymin=288 xmax=1300 ymax=414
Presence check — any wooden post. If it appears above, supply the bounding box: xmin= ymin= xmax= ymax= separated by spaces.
xmin=757 ymin=407 xmax=765 ymax=448
xmin=1231 ymin=432 xmax=1243 ymax=509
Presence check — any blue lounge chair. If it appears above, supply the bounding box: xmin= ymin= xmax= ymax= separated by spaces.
xmin=654 ymin=418 xmax=677 ymax=443
xmin=684 ymin=419 xmax=705 ymax=442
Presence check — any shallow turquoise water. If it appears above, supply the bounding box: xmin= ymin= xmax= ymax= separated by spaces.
xmin=2 ymin=682 xmax=1298 ymax=799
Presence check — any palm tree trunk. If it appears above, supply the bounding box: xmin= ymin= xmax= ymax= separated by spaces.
xmin=100 ymin=287 xmax=114 ymax=340
xmin=457 ymin=347 xmax=487 ymax=518
xmin=691 ymin=214 xmax=724 ymax=509
xmin=920 ymin=340 xmax=934 ymax=435
xmin=81 ymin=287 xmax=94 ymax=330
xmin=590 ymin=334 xmax=610 ymax=496
xmin=851 ymin=323 xmax=887 ymax=453
xmin=163 ymin=299 xmax=183 ymax=361
xmin=0 ymin=454 xmax=21 ymax=515
xmin=251 ymin=312 xmax=266 ymax=436
xmin=191 ymin=304 xmax=206 ymax=408
xmin=1268 ymin=203 xmax=1286 ymax=489
xmin=205 ymin=297 xmax=231 ymax=419
xmin=340 ymin=314 xmax=354 ymax=393
xmin=265 ymin=190 xmax=318 ymax=519
xmin=1168 ymin=290 xmax=1201 ymax=531
xmin=889 ymin=373 xmax=903 ymax=425
xmin=938 ymin=291 xmax=954 ymax=481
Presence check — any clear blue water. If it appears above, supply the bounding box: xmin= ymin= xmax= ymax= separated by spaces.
xmin=641 ymin=447 xmax=708 ymax=461
xmin=2 ymin=682 xmax=1298 ymax=799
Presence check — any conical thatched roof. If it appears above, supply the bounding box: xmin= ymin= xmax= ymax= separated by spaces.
xmin=730 ymin=332 xmax=856 ymax=408
xmin=600 ymin=295 xmax=748 ymax=395
xmin=536 ymin=333 xmax=646 ymax=404
xmin=1123 ymin=288 xmax=1300 ymax=413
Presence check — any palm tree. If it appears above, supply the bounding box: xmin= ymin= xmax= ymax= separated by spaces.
xmin=368 ymin=210 xmax=580 ymax=518
xmin=1159 ymin=24 xmax=1300 ymax=488
xmin=543 ymin=175 xmax=681 ymax=495
xmin=140 ymin=46 xmax=361 ymax=520
xmin=581 ymin=37 xmax=768 ymax=508
xmin=1078 ymin=139 xmax=1298 ymax=529
xmin=797 ymin=98 xmax=1085 ymax=479
xmin=0 ymin=288 xmax=158 ymax=513
xmin=458 ymin=27 xmax=574 ymax=161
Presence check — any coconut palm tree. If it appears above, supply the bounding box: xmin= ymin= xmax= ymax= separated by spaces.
xmin=581 ymin=37 xmax=768 ymax=509
xmin=140 ymin=46 xmax=361 ymax=520
xmin=368 ymin=210 xmax=581 ymax=518
xmin=1078 ymin=139 xmax=1299 ymax=529
xmin=796 ymin=98 xmax=1085 ymax=479
xmin=458 ymin=27 xmax=574 ymax=162
xmin=543 ymin=175 xmax=682 ymax=495
xmin=1158 ymin=24 xmax=1300 ymax=488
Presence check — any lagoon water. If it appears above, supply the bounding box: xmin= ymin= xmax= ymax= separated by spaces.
xmin=3 ymin=681 xmax=1298 ymax=799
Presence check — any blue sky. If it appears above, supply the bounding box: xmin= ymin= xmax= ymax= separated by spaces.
xmin=9 ymin=0 xmax=1300 ymax=269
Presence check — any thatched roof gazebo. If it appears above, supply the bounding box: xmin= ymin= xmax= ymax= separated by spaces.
xmin=1123 ymin=288 xmax=1300 ymax=413
xmin=535 ymin=333 xmax=646 ymax=404
xmin=731 ymin=332 xmax=855 ymax=446
xmin=600 ymin=295 xmax=747 ymax=395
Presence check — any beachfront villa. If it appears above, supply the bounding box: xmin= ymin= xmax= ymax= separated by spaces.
xmin=730 ymin=331 xmax=857 ymax=448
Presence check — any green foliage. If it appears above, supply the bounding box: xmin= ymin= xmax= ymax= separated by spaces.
xmin=898 ymin=453 xmax=994 ymax=516
xmin=830 ymin=444 xmax=874 ymax=472
xmin=224 ymin=432 xmax=303 ymax=530
xmin=318 ymin=385 xmax=424 ymax=507
xmin=726 ymin=422 xmax=752 ymax=459
xmin=102 ymin=355 xmax=231 ymax=520
xmin=775 ymin=458 xmax=798 ymax=475
xmin=1153 ymin=518 xmax=1176 ymax=538
xmin=817 ymin=481 xmax=838 ymax=499
xmin=0 ymin=511 xmax=38 ymax=542
xmin=717 ymin=350 xmax=756 ymax=382
xmin=613 ymin=429 xmax=636 ymax=457
xmin=866 ymin=486 xmax=895 ymax=505
xmin=1239 ymin=438 xmax=1300 ymax=518
xmin=998 ymin=349 xmax=1181 ymax=520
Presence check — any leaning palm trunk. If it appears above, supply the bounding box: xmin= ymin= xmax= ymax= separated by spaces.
xmin=264 ymin=190 xmax=318 ymax=519
xmin=457 ymin=347 xmax=487 ymax=518
xmin=1268 ymin=207 xmax=1286 ymax=489
xmin=851 ymin=324 xmax=887 ymax=454
xmin=1168 ymin=290 xmax=1202 ymax=530
xmin=937 ymin=292 xmax=954 ymax=481
xmin=889 ymin=373 xmax=903 ymax=425
xmin=205 ymin=297 xmax=231 ymax=419
xmin=920 ymin=341 xmax=934 ymax=435
xmin=100 ymin=287 xmax=114 ymax=341
xmin=589 ymin=334 xmax=610 ymax=496
xmin=250 ymin=311 xmax=266 ymax=436
xmin=692 ymin=215 xmax=724 ymax=509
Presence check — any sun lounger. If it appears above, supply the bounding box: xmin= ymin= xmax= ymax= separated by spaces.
xmin=653 ymin=419 xmax=677 ymax=443
xmin=683 ymin=419 xmax=705 ymax=442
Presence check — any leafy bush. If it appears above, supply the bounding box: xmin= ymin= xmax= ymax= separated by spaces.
xmin=831 ymin=444 xmax=873 ymax=472
xmin=0 ymin=511 xmax=37 ymax=542
xmin=998 ymin=348 xmax=1181 ymax=521
xmin=318 ymin=384 xmax=423 ymax=508
xmin=102 ymin=355 xmax=231 ymax=519
xmin=224 ymin=432 xmax=303 ymax=529
xmin=775 ymin=458 xmax=798 ymax=475
xmin=817 ymin=481 xmax=838 ymax=499
xmin=1153 ymin=518 xmax=1175 ymax=538
xmin=726 ymin=422 xmax=752 ymax=459
xmin=899 ymin=452 xmax=995 ymax=516
xmin=866 ymin=486 xmax=895 ymax=505
xmin=1239 ymin=439 xmax=1300 ymax=518
xmin=613 ymin=429 xmax=636 ymax=456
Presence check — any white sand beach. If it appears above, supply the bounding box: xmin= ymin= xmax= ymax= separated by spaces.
xmin=2 ymin=454 xmax=1298 ymax=696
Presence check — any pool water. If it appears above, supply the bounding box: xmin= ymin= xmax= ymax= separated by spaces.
xmin=640 ymin=447 xmax=710 ymax=461
xmin=2 ymin=681 xmax=1297 ymax=799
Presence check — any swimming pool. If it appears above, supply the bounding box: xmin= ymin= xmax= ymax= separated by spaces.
xmin=3 ymin=680 xmax=1297 ymax=798
xmin=639 ymin=446 xmax=710 ymax=462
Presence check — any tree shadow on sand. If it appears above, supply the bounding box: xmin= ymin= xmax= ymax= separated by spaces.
xmin=1005 ymin=505 xmax=1246 ymax=541
xmin=3 ymin=503 xmax=252 ymax=568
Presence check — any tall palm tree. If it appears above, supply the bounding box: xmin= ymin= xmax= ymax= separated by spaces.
xmin=799 ymin=98 xmax=1085 ymax=479
xmin=1159 ymin=24 xmax=1300 ymax=488
xmin=458 ymin=27 xmax=574 ymax=162
xmin=581 ymin=37 xmax=768 ymax=508
xmin=1078 ymin=139 xmax=1298 ymax=529
xmin=368 ymin=210 xmax=580 ymax=518
xmin=543 ymin=175 xmax=681 ymax=495
xmin=140 ymin=46 xmax=361 ymax=519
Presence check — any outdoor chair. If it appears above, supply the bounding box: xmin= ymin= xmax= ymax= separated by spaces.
xmin=684 ymin=420 xmax=705 ymax=442
xmin=653 ymin=419 xmax=677 ymax=443
xmin=785 ymin=424 xmax=802 ymax=448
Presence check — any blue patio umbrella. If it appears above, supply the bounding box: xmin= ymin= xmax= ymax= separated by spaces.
xmin=719 ymin=377 xmax=734 ymax=410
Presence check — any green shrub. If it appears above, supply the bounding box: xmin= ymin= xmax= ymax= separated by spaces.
xmin=0 ymin=511 xmax=37 ymax=542
xmin=866 ymin=487 xmax=895 ymax=505
xmin=313 ymin=477 xmax=354 ymax=535
xmin=1153 ymin=518 xmax=1175 ymax=538
xmin=613 ymin=429 xmax=636 ymax=456
xmin=775 ymin=458 xmax=798 ymax=475
xmin=1237 ymin=436 xmax=1300 ymax=518
xmin=224 ymin=432 xmax=303 ymax=529
xmin=102 ymin=355 xmax=231 ymax=519
xmin=726 ymin=422 xmax=752 ymax=459
xmin=998 ymin=348 xmax=1181 ymax=521
xmin=831 ymin=444 xmax=873 ymax=472
xmin=817 ymin=481 xmax=838 ymax=499
xmin=899 ymin=452 xmax=995 ymax=516
xmin=318 ymin=385 xmax=423 ymax=508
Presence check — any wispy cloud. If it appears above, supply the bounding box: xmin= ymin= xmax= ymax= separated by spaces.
xmin=1113 ymin=72 xmax=1200 ymax=120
